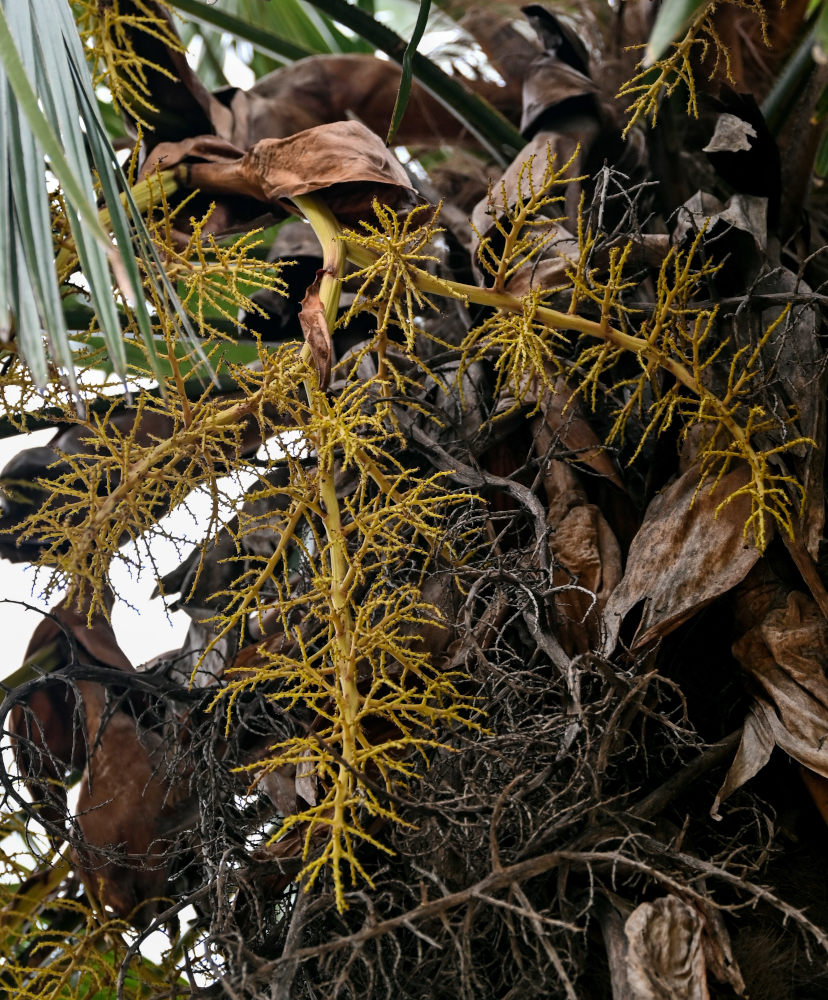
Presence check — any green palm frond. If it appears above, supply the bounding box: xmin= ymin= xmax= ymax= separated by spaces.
xmin=0 ymin=0 xmax=207 ymax=390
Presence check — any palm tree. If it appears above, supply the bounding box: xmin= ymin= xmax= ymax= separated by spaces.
xmin=3 ymin=1 xmax=828 ymax=997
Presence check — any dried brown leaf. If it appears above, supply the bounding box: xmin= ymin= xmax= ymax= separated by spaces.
xmin=673 ymin=191 xmax=768 ymax=252
xmin=295 ymin=759 xmax=317 ymax=807
xmin=234 ymin=54 xmax=517 ymax=150
xmin=459 ymin=8 xmax=536 ymax=110
xmin=73 ymin=681 xmax=184 ymax=928
xmin=9 ymin=594 xmax=134 ymax=841
xmin=711 ymin=703 xmax=775 ymax=818
xmin=127 ymin=5 xmax=517 ymax=150
xmin=715 ymin=590 xmax=828 ymax=813
xmin=533 ymin=403 xmax=622 ymax=653
xmin=299 ymin=271 xmax=332 ymax=390
xmin=602 ymin=464 xmax=763 ymax=654
xmin=520 ymin=56 xmax=604 ymax=137
xmin=536 ymin=379 xmax=625 ymax=490
xmin=257 ymin=765 xmax=298 ymax=817
xmin=551 ymin=501 xmax=622 ymax=654
xmin=145 ymin=122 xmax=417 ymax=235
xmin=31 ymin=590 xmax=133 ymax=672
xmin=702 ymin=113 xmax=758 ymax=154
xmin=624 ymin=896 xmax=710 ymax=1000
xmin=696 ymin=899 xmax=747 ymax=994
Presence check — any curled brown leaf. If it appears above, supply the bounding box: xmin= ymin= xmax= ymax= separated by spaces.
xmin=72 ymin=680 xmax=185 ymax=928
xmin=623 ymin=896 xmax=713 ymax=1000
xmin=144 ymin=121 xmax=417 ymax=239
xmin=715 ymin=589 xmax=828 ymax=816
xmin=299 ymin=271 xmax=332 ymax=390
xmin=9 ymin=594 xmax=134 ymax=838
xmin=602 ymin=464 xmax=763 ymax=655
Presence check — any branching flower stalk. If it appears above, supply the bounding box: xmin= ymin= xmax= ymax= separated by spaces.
xmin=24 ymin=150 xmax=811 ymax=909
xmin=342 ymin=192 xmax=811 ymax=552
xmin=474 ymin=148 xmax=584 ymax=293
xmin=146 ymin=195 xmax=477 ymax=910
xmin=0 ymin=829 xmax=181 ymax=998
xmin=45 ymin=159 xmax=812 ymax=559
xmin=619 ymin=35 xmax=704 ymax=135
xmin=54 ymin=170 xmax=181 ymax=279
xmin=74 ymin=0 xmax=181 ymax=124
xmin=290 ymin=195 xmax=364 ymax=900
xmin=617 ymin=0 xmax=771 ymax=135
